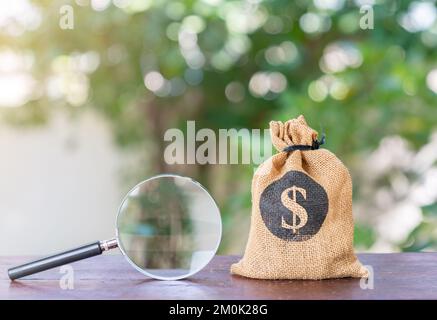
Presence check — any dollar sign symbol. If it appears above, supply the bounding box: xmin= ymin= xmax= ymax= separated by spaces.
xmin=281 ymin=186 xmax=308 ymax=234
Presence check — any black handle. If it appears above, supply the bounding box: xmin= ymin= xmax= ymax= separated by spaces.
xmin=8 ymin=241 xmax=102 ymax=281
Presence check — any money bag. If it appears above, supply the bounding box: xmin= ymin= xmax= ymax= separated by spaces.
xmin=231 ymin=115 xmax=368 ymax=279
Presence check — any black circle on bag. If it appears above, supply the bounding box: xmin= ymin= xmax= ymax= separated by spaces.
xmin=259 ymin=171 xmax=329 ymax=241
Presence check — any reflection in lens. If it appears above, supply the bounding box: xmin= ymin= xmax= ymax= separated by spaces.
xmin=116 ymin=175 xmax=221 ymax=280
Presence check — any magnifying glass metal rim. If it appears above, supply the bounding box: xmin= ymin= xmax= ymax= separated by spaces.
xmin=115 ymin=173 xmax=223 ymax=281
xmin=7 ymin=174 xmax=222 ymax=281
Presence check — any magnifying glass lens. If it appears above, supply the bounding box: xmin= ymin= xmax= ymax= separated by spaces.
xmin=116 ymin=175 xmax=222 ymax=280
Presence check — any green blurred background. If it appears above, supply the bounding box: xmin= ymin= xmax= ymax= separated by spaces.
xmin=1 ymin=0 xmax=437 ymax=255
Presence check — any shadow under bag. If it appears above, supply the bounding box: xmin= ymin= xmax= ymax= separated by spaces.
xmin=231 ymin=115 xmax=368 ymax=280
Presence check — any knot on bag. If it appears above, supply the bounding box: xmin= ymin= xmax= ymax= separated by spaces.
xmin=269 ymin=115 xmax=324 ymax=152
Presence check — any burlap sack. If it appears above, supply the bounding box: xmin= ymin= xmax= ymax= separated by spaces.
xmin=231 ymin=115 xmax=368 ymax=280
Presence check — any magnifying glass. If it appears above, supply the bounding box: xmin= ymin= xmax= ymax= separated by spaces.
xmin=8 ymin=174 xmax=222 ymax=281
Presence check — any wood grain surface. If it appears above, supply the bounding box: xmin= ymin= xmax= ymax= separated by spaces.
xmin=1 ymin=254 xmax=437 ymax=300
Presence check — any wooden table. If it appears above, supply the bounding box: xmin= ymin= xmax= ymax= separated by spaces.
xmin=1 ymin=254 xmax=437 ymax=300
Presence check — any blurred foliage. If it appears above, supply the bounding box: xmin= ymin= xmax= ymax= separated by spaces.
xmin=402 ymin=203 xmax=437 ymax=251
xmin=1 ymin=0 xmax=436 ymax=253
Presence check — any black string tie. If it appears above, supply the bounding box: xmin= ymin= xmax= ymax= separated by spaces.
xmin=282 ymin=134 xmax=326 ymax=153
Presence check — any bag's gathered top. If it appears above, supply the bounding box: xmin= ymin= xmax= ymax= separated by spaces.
xmin=282 ymin=134 xmax=325 ymax=152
